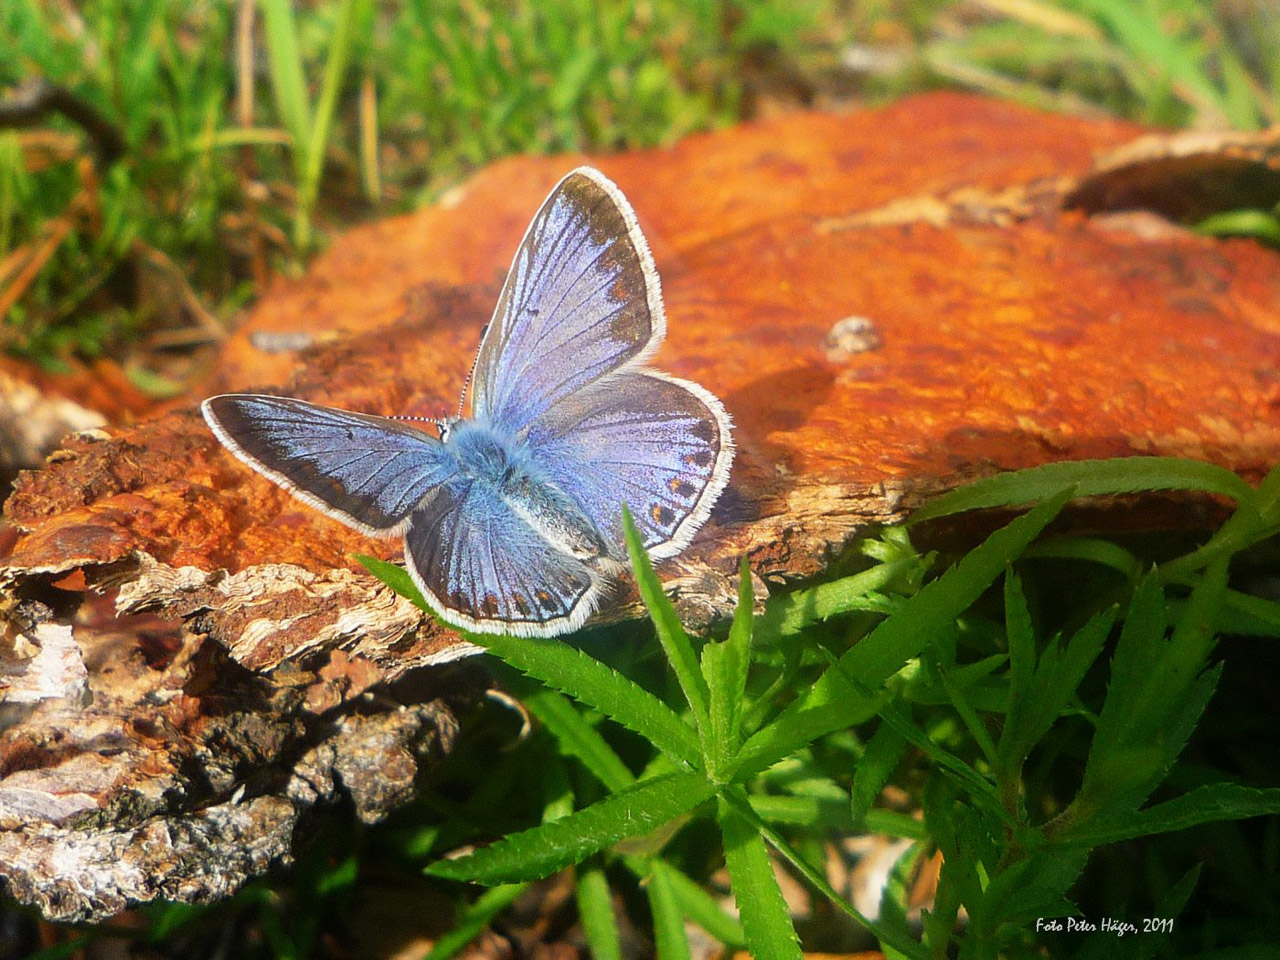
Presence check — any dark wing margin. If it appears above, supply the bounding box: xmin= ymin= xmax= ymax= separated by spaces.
xmin=403 ymin=476 xmax=607 ymax=637
xmin=202 ymin=394 xmax=455 ymax=536
xmin=470 ymin=167 xmax=665 ymax=436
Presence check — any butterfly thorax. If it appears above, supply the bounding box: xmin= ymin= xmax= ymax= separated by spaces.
xmin=445 ymin=419 xmax=611 ymax=564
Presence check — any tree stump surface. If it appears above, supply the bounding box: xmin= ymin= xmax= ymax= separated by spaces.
xmin=3 ymin=92 xmax=1279 ymax=920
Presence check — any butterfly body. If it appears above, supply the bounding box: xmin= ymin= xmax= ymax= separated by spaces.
xmin=443 ymin=418 xmax=612 ymax=564
xmin=204 ymin=168 xmax=732 ymax=639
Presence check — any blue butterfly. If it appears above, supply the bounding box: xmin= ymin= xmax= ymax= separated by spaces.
xmin=203 ymin=168 xmax=733 ymax=637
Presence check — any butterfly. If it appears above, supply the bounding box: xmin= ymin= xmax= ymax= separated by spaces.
xmin=203 ymin=167 xmax=733 ymax=638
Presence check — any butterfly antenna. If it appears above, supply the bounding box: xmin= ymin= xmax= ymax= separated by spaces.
xmin=388 ymin=413 xmax=451 ymax=434
xmin=458 ymin=322 xmax=489 ymax=418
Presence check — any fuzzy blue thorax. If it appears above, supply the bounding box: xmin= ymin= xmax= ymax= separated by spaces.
xmin=445 ymin=418 xmax=610 ymax=563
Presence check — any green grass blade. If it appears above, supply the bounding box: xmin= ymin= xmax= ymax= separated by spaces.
xmin=356 ymin=555 xmax=701 ymax=767
xmin=716 ymin=794 xmax=803 ymax=960
xmin=734 ymin=491 xmax=1072 ymax=777
xmin=522 ymin=687 xmax=634 ymax=793
xmin=909 ymin=457 xmax=1254 ymax=524
xmin=425 ymin=771 xmax=714 ymax=884
xmin=651 ymin=859 xmax=747 ymax=948
xmin=646 ymin=858 xmax=693 ymax=960
xmin=624 ymin=507 xmax=711 ymax=735
xmin=298 ymin=0 xmax=362 ymax=247
xmin=724 ymin=556 xmax=753 ymax=747
xmin=424 ymin=883 xmax=527 ymax=960
xmin=575 ymin=860 xmax=622 ymax=960
xmin=1196 ymin=209 xmax=1280 ymax=246
xmin=258 ymin=0 xmax=312 ymax=158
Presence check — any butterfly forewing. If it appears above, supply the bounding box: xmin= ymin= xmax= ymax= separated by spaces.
xmin=472 ymin=168 xmax=664 ymax=436
xmin=202 ymin=395 xmax=455 ymax=536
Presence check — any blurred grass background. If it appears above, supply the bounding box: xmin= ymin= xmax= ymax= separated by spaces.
xmin=0 ymin=0 xmax=1278 ymax=375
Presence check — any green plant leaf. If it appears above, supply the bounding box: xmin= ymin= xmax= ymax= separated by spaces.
xmin=624 ymin=507 xmax=711 ymax=736
xmin=909 ymin=457 xmax=1254 ymax=524
xmin=757 ymin=554 xmax=917 ymax=641
xmin=575 ymin=860 xmax=622 ymax=960
xmin=999 ymin=601 xmax=1115 ymax=779
xmin=717 ymin=795 xmax=803 ymax=960
xmin=1056 ymin=785 xmax=1280 ymax=848
xmin=649 ymin=859 xmax=747 ymax=948
xmin=726 ymin=790 xmax=930 ymax=960
xmin=624 ymin=512 xmax=716 ymax=737
xmin=522 ymin=687 xmax=634 ymax=793
xmin=357 ymin=554 xmax=701 ymax=767
xmin=425 ymin=771 xmax=714 ymax=884
xmin=1196 ymin=208 xmax=1280 ymax=245
xmin=976 ymin=848 xmax=1090 ymax=930
xmin=646 ymin=858 xmax=693 ymax=960
xmin=850 ymin=724 xmax=907 ymax=825
xmin=424 ymin=883 xmax=527 ymax=960
xmin=734 ymin=490 xmax=1072 ymax=778
xmin=702 ymin=562 xmax=753 ymax=778
xmin=1074 ymin=561 xmax=1227 ymax=822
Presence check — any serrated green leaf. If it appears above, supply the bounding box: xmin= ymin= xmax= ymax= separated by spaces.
xmin=357 ymin=554 xmax=701 ymax=767
xmin=523 ymin=688 xmax=634 ymax=793
xmin=1004 ymin=569 xmax=1035 ymax=699
xmin=910 ymin=457 xmax=1254 ymax=524
xmin=734 ymin=491 xmax=1072 ymax=778
xmin=424 ymin=883 xmax=527 ymax=960
xmin=717 ymin=796 xmax=803 ymax=960
xmin=1057 ymin=785 xmax=1280 ymax=848
xmin=702 ymin=561 xmax=756 ymax=776
xmin=426 ymin=771 xmax=714 ymax=884
xmin=757 ymin=554 xmax=917 ymax=641
xmin=850 ymin=724 xmax=907 ymax=824
xmin=725 ymin=556 xmax=754 ymax=745
xmin=1076 ymin=562 xmax=1227 ymax=820
xmin=646 ymin=858 xmax=693 ymax=960
xmin=725 ymin=790 xmax=930 ymax=960
xmin=1000 ymin=603 xmax=1115 ymax=777
xmin=623 ymin=507 xmax=710 ymax=735
xmin=701 ymin=641 xmax=734 ymax=779
xmin=575 ymin=860 xmax=622 ymax=960
xmin=977 ymin=848 xmax=1090 ymax=930
xmin=651 ymin=859 xmax=747 ymax=948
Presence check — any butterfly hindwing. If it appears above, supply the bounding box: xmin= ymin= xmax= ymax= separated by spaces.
xmin=202 ymin=394 xmax=456 ymax=536
xmin=526 ymin=370 xmax=732 ymax=559
xmin=403 ymin=475 xmax=605 ymax=636
xmin=472 ymin=167 xmax=663 ymax=436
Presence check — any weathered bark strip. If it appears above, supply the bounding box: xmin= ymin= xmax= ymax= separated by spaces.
xmin=3 ymin=93 xmax=1279 ymax=921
